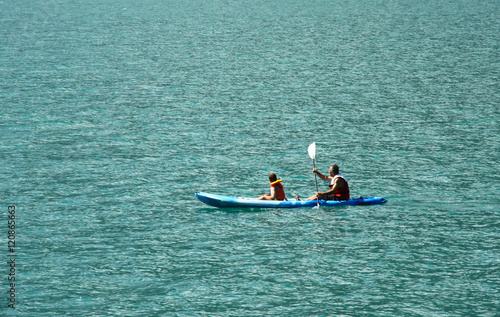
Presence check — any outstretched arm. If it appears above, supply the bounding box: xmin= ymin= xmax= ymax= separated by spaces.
xmin=317 ymin=177 xmax=338 ymax=196
xmin=313 ymin=168 xmax=333 ymax=181
xmin=256 ymin=186 xmax=277 ymax=200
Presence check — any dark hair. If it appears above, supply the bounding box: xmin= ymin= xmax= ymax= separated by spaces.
xmin=330 ymin=164 xmax=339 ymax=174
xmin=268 ymin=173 xmax=278 ymax=182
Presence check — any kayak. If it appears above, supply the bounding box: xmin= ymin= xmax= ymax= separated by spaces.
xmin=195 ymin=192 xmax=387 ymax=209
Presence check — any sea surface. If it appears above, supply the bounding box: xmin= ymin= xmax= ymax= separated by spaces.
xmin=1 ymin=0 xmax=499 ymax=316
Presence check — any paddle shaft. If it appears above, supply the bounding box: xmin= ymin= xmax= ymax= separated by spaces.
xmin=308 ymin=142 xmax=319 ymax=206
xmin=312 ymin=159 xmax=319 ymax=192
xmin=312 ymin=159 xmax=319 ymax=205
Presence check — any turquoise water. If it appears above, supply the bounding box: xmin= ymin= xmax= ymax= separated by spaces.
xmin=1 ymin=0 xmax=499 ymax=315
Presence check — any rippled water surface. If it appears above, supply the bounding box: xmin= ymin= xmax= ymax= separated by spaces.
xmin=1 ymin=0 xmax=499 ymax=316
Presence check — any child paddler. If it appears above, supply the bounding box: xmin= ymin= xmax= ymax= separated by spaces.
xmin=256 ymin=173 xmax=288 ymax=201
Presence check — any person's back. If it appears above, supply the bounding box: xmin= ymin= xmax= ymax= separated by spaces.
xmin=330 ymin=172 xmax=350 ymax=200
xmin=270 ymin=179 xmax=287 ymax=200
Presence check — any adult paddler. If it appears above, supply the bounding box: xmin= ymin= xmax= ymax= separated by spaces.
xmin=294 ymin=164 xmax=350 ymax=201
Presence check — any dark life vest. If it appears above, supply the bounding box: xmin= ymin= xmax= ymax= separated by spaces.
xmin=329 ymin=174 xmax=350 ymax=200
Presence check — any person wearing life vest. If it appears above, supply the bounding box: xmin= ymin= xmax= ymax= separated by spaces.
xmin=294 ymin=164 xmax=350 ymax=201
xmin=257 ymin=173 xmax=288 ymax=201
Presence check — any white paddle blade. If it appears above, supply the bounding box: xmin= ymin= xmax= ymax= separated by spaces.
xmin=308 ymin=142 xmax=316 ymax=160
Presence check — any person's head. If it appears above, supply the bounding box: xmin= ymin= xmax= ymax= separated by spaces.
xmin=268 ymin=173 xmax=278 ymax=182
xmin=329 ymin=164 xmax=339 ymax=176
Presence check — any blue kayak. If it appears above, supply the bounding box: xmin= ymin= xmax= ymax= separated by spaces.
xmin=195 ymin=192 xmax=387 ymax=209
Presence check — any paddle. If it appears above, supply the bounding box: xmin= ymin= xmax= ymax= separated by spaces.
xmin=308 ymin=142 xmax=320 ymax=206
